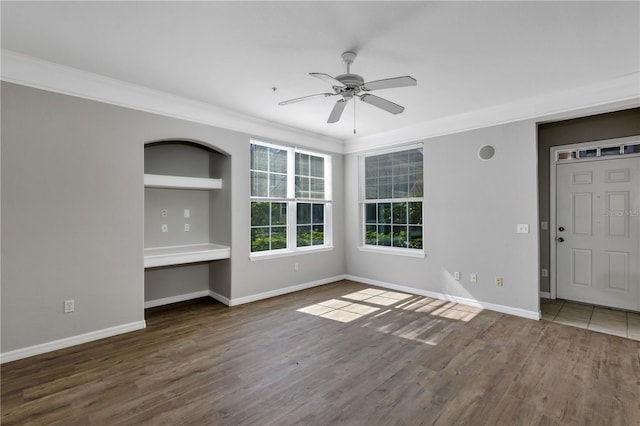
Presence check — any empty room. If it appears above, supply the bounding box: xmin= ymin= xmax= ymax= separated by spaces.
xmin=1 ymin=1 xmax=639 ymax=425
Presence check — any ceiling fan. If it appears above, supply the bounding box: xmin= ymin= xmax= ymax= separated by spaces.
xmin=278 ymin=51 xmax=417 ymax=124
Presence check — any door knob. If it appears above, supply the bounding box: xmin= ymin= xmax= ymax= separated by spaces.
xmin=557 ymin=237 xmax=565 ymax=242
xmin=558 ymin=227 xmax=565 ymax=232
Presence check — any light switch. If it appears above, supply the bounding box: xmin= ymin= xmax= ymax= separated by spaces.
xmin=184 ymin=209 xmax=190 ymax=218
xmin=162 ymin=224 xmax=168 ymax=233
xmin=517 ymin=224 xmax=529 ymax=233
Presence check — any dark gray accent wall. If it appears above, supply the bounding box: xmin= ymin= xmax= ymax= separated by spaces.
xmin=537 ymin=108 xmax=640 ymax=293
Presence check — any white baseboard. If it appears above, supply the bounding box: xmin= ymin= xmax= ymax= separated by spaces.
xmin=144 ymin=290 xmax=210 ymax=309
xmin=227 ymin=275 xmax=346 ymax=306
xmin=0 ymin=320 xmax=146 ymax=364
xmin=209 ymin=290 xmax=231 ymax=306
xmin=539 ymin=291 xmax=551 ymax=299
xmin=344 ymin=275 xmax=541 ymax=320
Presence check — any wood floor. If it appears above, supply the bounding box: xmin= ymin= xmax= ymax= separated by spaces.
xmin=2 ymin=280 xmax=639 ymax=425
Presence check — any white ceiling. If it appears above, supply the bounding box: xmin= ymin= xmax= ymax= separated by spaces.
xmin=2 ymin=1 xmax=639 ymax=144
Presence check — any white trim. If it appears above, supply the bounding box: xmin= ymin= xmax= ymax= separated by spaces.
xmin=4 ymin=50 xmax=637 ymax=157
xmin=0 ymin=320 xmax=146 ymax=364
xmin=209 ymin=290 xmax=231 ymax=306
xmin=227 ymin=275 xmax=346 ymax=306
xmin=144 ymin=290 xmax=210 ymax=309
xmin=144 ymin=174 xmax=222 ymax=190
xmin=539 ymin=291 xmax=551 ymax=299
xmin=345 ymin=275 xmax=541 ymax=320
xmin=345 ymin=74 xmax=640 ymax=153
xmin=249 ymin=245 xmax=334 ymax=261
xmin=357 ymin=245 xmax=426 ymax=258
xmin=0 ymin=50 xmax=345 ymax=154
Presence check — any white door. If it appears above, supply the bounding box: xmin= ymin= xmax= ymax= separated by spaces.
xmin=556 ymin=156 xmax=640 ymax=311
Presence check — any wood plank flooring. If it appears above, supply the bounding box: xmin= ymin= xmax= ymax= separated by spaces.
xmin=2 ymin=280 xmax=640 ymax=425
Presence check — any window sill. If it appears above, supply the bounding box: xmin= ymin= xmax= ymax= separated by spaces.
xmin=357 ymin=245 xmax=426 ymax=258
xmin=249 ymin=245 xmax=334 ymax=261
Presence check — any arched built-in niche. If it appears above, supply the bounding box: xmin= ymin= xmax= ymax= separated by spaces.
xmin=143 ymin=140 xmax=231 ymax=308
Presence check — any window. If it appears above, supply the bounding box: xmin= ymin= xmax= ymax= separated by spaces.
xmin=250 ymin=140 xmax=332 ymax=255
xmin=361 ymin=146 xmax=423 ymax=253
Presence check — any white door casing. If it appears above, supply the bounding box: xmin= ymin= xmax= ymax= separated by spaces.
xmin=556 ymin=156 xmax=640 ymax=311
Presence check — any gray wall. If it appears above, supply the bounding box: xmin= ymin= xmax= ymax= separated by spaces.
xmin=1 ymin=82 xmax=345 ymax=353
xmin=345 ymin=120 xmax=540 ymax=315
xmin=537 ymin=108 xmax=640 ymax=292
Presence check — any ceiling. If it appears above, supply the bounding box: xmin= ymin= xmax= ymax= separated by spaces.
xmin=1 ymin=1 xmax=639 ymax=143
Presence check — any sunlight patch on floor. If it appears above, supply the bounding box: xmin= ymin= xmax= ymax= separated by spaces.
xmin=297 ymin=299 xmax=380 ymax=323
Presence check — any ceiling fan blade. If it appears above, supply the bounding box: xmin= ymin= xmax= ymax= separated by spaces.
xmin=327 ymin=99 xmax=348 ymax=123
xmin=278 ymin=93 xmax=336 ymax=106
xmin=359 ymin=94 xmax=405 ymax=114
xmin=310 ymin=73 xmax=345 ymax=88
xmin=362 ymin=76 xmax=417 ymax=92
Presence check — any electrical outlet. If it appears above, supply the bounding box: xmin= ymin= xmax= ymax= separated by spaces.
xmin=470 ymin=273 xmax=477 ymax=283
xmin=496 ymin=277 xmax=503 ymax=287
xmin=294 ymin=263 xmax=299 ymax=271
xmin=184 ymin=223 xmax=190 ymax=232
xmin=184 ymin=209 xmax=190 ymax=218
xmin=541 ymin=268 xmax=548 ymax=277
xmin=162 ymin=224 xmax=168 ymax=233
xmin=64 ymin=299 xmax=75 ymax=313
xmin=541 ymin=221 xmax=548 ymax=230
xmin=454 ymin=271 xmax=461 ymax=280
xmin=161 ymin=208 xmax=168 ymax=217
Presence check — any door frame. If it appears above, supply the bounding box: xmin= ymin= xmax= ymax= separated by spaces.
xmin=549 ymin=135 xmax=640 ymax=300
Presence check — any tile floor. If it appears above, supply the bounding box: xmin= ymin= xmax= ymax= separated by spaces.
xmin=541 ymin=298 xmax=640 ymax=341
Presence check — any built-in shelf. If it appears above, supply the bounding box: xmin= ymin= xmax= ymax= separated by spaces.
xmin=144 ymin=243 xmax=230 ymax=268
xmin=144 ymin=174 xmax=222 ymax=190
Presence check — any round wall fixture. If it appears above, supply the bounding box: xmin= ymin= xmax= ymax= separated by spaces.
xmin=478 ymin=145 xmax=496 ymax=160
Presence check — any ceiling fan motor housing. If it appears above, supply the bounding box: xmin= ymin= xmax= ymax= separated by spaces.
xmin=334 ymin=73 xmax=364 ymax=99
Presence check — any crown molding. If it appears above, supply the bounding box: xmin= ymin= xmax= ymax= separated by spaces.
xmin=0 ymin=50 xmax=345 ymax=154
xmin=3 ymin=50 xmax=637 ymax=156
xmin=344 ymin=73 xmax=640 ymax=153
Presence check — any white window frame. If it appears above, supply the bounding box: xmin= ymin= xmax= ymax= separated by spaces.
xmin=250 ymin=140 xmax=333 ymax=260
xmin=358 ymin=143 xmax=425 ymax=258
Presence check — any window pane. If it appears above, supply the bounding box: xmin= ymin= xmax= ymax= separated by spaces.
xmin=365 ymin=156 xmax=378 ymax=179
xmin=251 ymin=202 xmax=269 ymax=226
xmin=392 ymin=226 xmax=408 ymax=248
xmin=378 ymin=225 xmax=391 ymax=246
xmin=310 ymin=178 xmax=324 ymax=199
xmin=365 ymin=225 xmax=377 ymax=245
xmin=251 ymin=171 xmax=268 ymax=197
xmin=251 ymin=144 xmax=269 ymax=171
xmin=379 ymin=177 xmax=392 ymax=199
xmin=408 ymin=202 xmax=422 ymax=224
xmin=271 ymin=226 xmax=287 ymax=250
xmin=270 ymin=149 xmax=287 ymax=174
xmin=296 ymin=153 xmax=309 ymax=176
xmin=312 ymin=225 xmax=324 ymax=245
xmin=378 ymin=203 xmax=391 ymax=224
xmin=251 ymin=228 xmax=270 ymax=252
xmin=312 ymin=203 xmax=324 ymax=224
xmin=297 ymin=225 xmax=311 ymax=247
xmin=409 ymin=226 xmax=422 ymax=249
xmin=310 ymin=155 xmax=324 ymax=178
xmin=271 ymin=202 xmax=287 ymax=226
xmin=295 ymin=176 xmax=309 ymax=198
xmin=365 ymin=203 xmax=377 ymax=224
xmin=365 ymin=178 xmax=378 ymax=199
xmin=392 ymin=174 xmax=408 ymax=198
xmin=297 ymin=203 xmax=311 ymax=224
xmin=392 ymin=202 xmax=407 ymax=224
xmin=270 ymin=173 xmax=287 ymax=198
